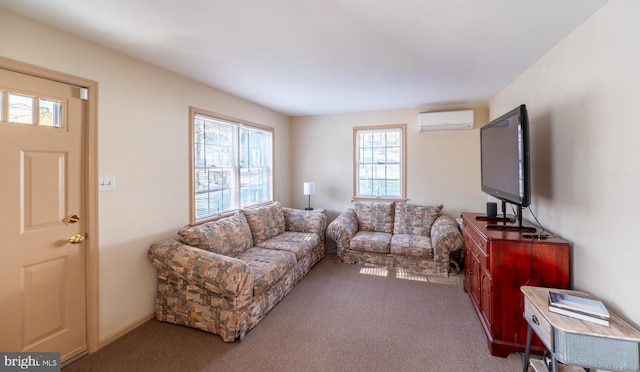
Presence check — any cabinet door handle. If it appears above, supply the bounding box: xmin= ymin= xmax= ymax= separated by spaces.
xmin=532 ymin=315 xmax=539 ymax=325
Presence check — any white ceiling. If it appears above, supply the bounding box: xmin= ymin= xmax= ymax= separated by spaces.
xmin=0 ymin=0 xmax=608 ymax=116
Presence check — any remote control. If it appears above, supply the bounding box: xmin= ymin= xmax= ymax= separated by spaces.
xmin=522 ymin=233 xmax=549 ymax=239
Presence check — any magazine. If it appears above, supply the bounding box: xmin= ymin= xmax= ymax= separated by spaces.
xmin=548 ymin=305 xmax=610 ymax=326
xmin=548 ymin=291 xmax=610 ymax=320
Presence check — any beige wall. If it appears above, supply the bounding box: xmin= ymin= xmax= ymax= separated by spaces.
xmin=0 ymin=10 xmax=291 ymax=340
xmin=491 ymin=0 xmax=640 ymax=327
xmin=291 ymin=104 xmax=489 ymax=221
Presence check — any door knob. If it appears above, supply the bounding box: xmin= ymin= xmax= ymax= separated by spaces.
xmin=68 ymin=234 xmax=85 ymax=244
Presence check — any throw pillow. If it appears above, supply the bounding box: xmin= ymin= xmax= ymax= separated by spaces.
xmin=178 ymin=211 xmax=253 ymax=256
xmin=242 ymin=201 xmax=286 ymax=245
xmin=393 ymin=203 xmax=443 ymax=236
xmin=353 ymin=201 xmax=395 ymax=233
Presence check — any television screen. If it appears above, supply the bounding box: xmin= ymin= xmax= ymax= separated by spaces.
xmin=480 ymin=104 xmax=530 ymax=207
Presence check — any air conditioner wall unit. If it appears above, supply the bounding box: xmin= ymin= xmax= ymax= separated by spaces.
xmin=419 ymin=109 xmax=474 ymax=132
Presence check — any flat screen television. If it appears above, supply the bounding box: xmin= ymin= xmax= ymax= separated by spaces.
xmin=479 ymin=104 xmax=535 ymax=232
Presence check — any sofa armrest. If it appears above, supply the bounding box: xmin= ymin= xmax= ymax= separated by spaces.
xmin=430 ymin=215 xmax=464 ymax=262
xmin=326 ymin=208 xmax=358 ymax=250
xmin=148 ymin=240 xmax=253 ymax=298
xmin=282 ymin=207 xmax=327 ymax=237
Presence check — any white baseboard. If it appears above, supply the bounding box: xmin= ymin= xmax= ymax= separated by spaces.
xmin=98 ymin=311 xmax=155 ymax=349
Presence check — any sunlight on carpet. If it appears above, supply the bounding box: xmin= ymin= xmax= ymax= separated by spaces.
xmin=395 ymin=269 xmax=429 ymax=282
xmin=359 ymin=267 xmax=388 ymax=277
xmin=358 ymin=267 xmax=429 ymax=282
xmin=358 ymin=266 xmax=463 ymax=285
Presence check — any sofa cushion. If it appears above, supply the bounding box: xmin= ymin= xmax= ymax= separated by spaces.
xmin=390 ymin=234 xmax=434 ymax=259
xmin=257 ymin=232 xmax=318 ymax=260
xmin=178 ymin=212 xmax=253 ymax=256
xmin=243 ymin=202 xmax=286 ymax=245
xmin=350 ymin=231 xmax=392 ymax=254
xmin=235 ymin=247 xmax=296 ymax=296
xmin=393 ymin=203 xmax=443 ymax=237
xmin=353 ymin=201 xmax=395 ymax=233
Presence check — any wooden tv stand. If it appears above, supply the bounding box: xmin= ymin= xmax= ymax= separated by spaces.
xmin=460 ymin=213 xmax=570 ymax=357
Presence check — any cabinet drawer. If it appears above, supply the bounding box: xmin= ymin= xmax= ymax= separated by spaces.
xmin=524 ymin=296 xmax=553 ymax=350
xmin=463 ymin=227 xmax=488 ymax=268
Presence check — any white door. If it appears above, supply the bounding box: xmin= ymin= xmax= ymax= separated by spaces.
xmin=0 ymin=68 xmax=87 ymax=362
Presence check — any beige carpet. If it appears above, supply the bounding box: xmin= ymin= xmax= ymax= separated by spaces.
xmin=64 ymin=256 xmax=525 ymax=372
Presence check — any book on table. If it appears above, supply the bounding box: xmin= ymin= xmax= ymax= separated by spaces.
xmin=548 ymin=291 xmax=610 ymax=319
xmin=548 ymin=305 xmax=610 ymax=326
xmin=548 ymin=291 xmax=610 ymax=326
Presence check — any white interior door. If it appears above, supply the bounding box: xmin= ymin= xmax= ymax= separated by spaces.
xmin=0 ymin=68 xmax=87 ymax=362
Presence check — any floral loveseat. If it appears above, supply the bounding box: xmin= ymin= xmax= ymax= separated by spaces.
xmin=148 ymin=201 xmax=326 ymax=342
xmin=327 ymin=201 xmax=463 ymax=277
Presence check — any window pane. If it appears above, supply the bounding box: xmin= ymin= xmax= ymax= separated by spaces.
xmin=372 ymin=179 xmax=387 ymax=196
xmin=194 ymin=168 xmax=233 ymax=219
xmin=193 ymin=115 xmax=238 ymax=218
xmin=241 ymin=128 xmax=269 ymax=166
xmin=195 ymin=189 xmax=233 ymax=219
xmin=240 ymin=167 xmax=269 ymax=206
xmin=372 ymin=132 xmax=384 ymax=147
xmin=355 ymin=126 xmax=404 ymax=199
xmin=360 ymin=132 xmax=372 ymax=146
xmin=373 ymin=147 xmax=387 ymax=163
xmin=373 ymin=164 xmax=387 ymax=178
xmin=39 ymin=99 xmax=62 ymax=127
xmin=9 ymin=93 xmax=34 ymax=124
xmin=360 ymin=146 xmax=372 ymax=163
xmin=386 ymin=131 xmax=399 ymax=146
xmin=386 ymin=180 xmax=400 ymax=196
xmin=239 ymin=126 xmax=271 ymax=208
xmin=386 ymin=146 xmax=400 ymax=163
xmin=194 ymin=119 xmax=205 ymax=144
xmin=358 ymin=177 xmax=373 ymax=196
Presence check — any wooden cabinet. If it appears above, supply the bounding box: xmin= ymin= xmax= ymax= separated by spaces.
xmin=461 ymin=212 xmax=570 ymax=358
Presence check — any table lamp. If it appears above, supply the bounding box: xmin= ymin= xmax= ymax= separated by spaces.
xmin=303 ymin=182 xmax=316 ymax=210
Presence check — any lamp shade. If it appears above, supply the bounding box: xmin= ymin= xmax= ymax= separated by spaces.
xmin=303 ymin=182 xmax=316 ymax=195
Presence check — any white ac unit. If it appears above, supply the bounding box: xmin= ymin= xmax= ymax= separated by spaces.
xmin=418 ymin=109 xmax=474 ymax=132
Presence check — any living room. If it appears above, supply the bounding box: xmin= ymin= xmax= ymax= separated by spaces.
xmin=0 ymin=0 xmax=638 ymax=368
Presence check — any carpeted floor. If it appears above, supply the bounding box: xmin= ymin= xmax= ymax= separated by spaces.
xmin=64 ymin=255 xmax=525 ymax=371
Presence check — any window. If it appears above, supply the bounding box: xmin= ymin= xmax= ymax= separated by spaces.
xmin=354 ymin=124 xmax=406 ymax=200
xmin=190 ymin=108 xmax=273 ymax=223
xmin=0 ymin=90 xmax=63 ymax=128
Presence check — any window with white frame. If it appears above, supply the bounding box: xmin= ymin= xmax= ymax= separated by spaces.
xmin=354 ymin=124 xmax=406 ymax=200
xmin=191 ymin=108 xmax=273 ymax=223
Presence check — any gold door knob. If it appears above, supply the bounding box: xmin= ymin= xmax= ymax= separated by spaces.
xmin=68 ymin=234 xmax=85 ymax=244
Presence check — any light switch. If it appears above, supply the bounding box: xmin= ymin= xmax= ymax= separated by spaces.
xmin=99 ymin=176 xmax=116 ymax=191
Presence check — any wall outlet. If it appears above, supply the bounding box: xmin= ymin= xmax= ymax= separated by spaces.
xmin=99 ymin=176 xmax=116 ymax=191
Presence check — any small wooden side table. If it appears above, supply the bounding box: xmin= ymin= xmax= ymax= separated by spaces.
xmin=521 ymin=286 xmax=640 ymax=372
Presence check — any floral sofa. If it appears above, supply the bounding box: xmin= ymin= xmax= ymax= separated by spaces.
xmin=147 ymin=201 xmax=326 ymax=342
xmin=327 ymin=201 xmax=463 ymax=277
